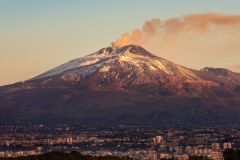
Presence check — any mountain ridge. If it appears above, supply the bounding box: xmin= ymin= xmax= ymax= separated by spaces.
xmin=0 ymin=45 xmax=240 ymax=125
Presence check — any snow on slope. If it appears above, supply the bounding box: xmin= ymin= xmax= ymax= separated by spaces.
xmin=33 ymin=47 xmax=115 ymax=80
xmin=33 ymin=45 xmax=202 ymax=81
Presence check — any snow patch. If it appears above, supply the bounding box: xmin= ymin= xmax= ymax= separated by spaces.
xmin=33 ymin=45 xmax=202 ymax=81
xmin=100 ymin=66 xmax=111 ymax=72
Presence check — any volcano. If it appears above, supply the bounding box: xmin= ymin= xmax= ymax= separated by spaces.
xmin=1 ymin=45 xmax=240 ymax=125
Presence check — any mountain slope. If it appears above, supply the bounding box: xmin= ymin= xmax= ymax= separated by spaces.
xmin=33 ymin=45 xmax=202 ymax=83
xmin=0 ymin=45 xmax=240 ymax=125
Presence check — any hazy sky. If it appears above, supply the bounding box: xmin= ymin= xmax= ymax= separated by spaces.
xmin=0 ymin=0 xmax=240 ymax=86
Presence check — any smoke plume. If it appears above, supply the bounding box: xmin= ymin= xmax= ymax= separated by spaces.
xmin=112 ymin=13 xmax=240 ymax=71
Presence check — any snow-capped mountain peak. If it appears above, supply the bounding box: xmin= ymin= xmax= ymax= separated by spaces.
xmin=2 ymin=45 xmax=240 ymax=125
xmin=33 ymin=45 xmax=202 ymax=84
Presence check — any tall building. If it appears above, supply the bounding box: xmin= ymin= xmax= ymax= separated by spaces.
xmin=223 ymin=142 xmax=232 ymax=150
xmin=211 ymin=143 xmax=220 ymax=151
xmin=155 ymin=136 xmax=163 ymax=144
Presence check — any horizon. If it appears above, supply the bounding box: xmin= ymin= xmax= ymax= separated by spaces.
xmin=1 ymin=0 xmax=240 ymax=86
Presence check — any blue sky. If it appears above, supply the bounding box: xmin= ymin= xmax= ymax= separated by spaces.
xmin=1 ymin=0 xmax=240 ymax=49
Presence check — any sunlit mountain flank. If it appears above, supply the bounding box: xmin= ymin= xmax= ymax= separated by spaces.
xmin=1 ymin=45 xmax=240 ymax=125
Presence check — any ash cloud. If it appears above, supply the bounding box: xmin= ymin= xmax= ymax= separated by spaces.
xmin=112 ymin=13 xmax=240 ymax=70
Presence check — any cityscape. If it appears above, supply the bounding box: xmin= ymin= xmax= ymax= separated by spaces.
xmin=0 ymin=124 xmax=239 ymax=160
